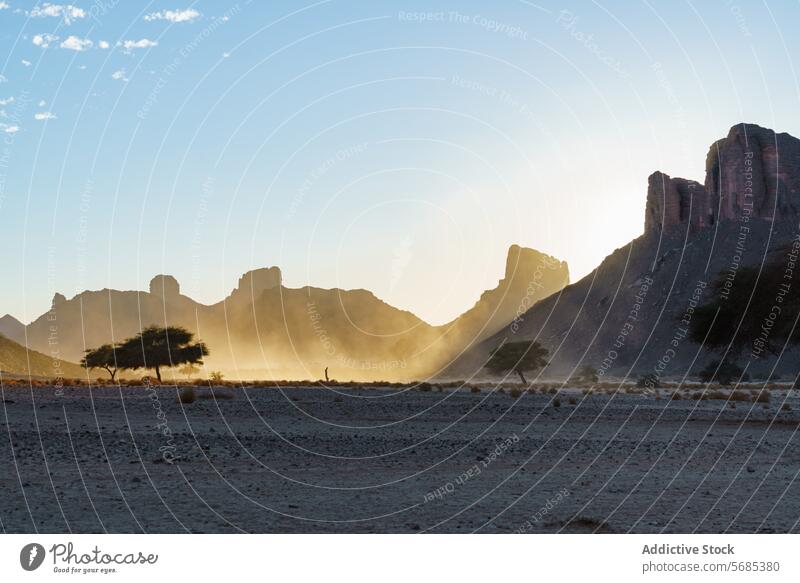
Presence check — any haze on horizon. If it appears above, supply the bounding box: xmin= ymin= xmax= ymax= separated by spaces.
xmin=2 ymin=1 xmax=800 ymax=325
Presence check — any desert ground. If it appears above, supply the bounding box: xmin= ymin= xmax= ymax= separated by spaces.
xmin=1 ymin=382 xmax=799 ymax=533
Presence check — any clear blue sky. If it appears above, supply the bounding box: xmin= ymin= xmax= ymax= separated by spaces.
xmin=2 ymin=0 xmax=799 ymax=325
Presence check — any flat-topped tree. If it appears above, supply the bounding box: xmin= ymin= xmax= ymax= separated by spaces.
xmin=485 ymin=340 xmax=548 ymax=385
xmin=688 ymin=258 xmax=800 ymax=361
xmin=81 ymin=344 xmax=120 ymax=381
xmin=117 ymin=326 xmax=208 ymax=383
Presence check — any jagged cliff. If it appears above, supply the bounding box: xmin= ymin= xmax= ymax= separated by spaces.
xmin=447 ymin=123 xmax=800 ymax=380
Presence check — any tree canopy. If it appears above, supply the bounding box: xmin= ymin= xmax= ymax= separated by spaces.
xmin=688 ymin=251 xmax=800 ymax=359
xmin=81 ymin=344 xmax=120 ymax=381
xmin=82 ymin=326 xmax=208 ymax=383
xmin=116 ymin=326 xmax=208 ymax=382
xmin=485 ymin=340 xmax=548 ymax=384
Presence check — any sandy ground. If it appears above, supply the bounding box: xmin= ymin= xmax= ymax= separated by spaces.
xmin=1 ymin=384 xmax=799 ymax=533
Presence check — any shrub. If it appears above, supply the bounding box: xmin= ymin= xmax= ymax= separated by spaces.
xmin=568 ymin=397 xmax=577 ymax=405
xmin=781 ymin=403 xmax=792 ymax=411
xmin=471 ymin=386 xmax=481 ymax=394
xmin=752 ymin=391 xmax=770 ymax=404
xmin=509 ymin=387 xmax=523 ymax=399
xmin=552 ymin=398 xmax=561 ymax=407
xmin=637 ymin=373 xmax=660 ymax=389
xmin=209 ymin=371 xmax=224 ymax=383
xmin=178 ymin=387 xmax=196 ymax=404
xmin=697 ymin=360 xmax=749 ymax=385
xmin=730 ymin=390 xmax=750 ymax=402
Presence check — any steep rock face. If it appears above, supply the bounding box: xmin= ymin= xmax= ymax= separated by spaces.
xmin=446 ymin=123 xmax=800 ymax=380
xmin=429 ymin=245 xmax=568 ymax=378
xmin=439 ymin=245 xmax=568 ymax=345
xmin=706 ymin=123 xmax=800 ymax=222
xmin=233 ymin=267 xmax=282 ymax=299
xmin=645 ymin=172 xmax=708 ymax=233
xmin=645 ymin=123 xmax=800 ymax=234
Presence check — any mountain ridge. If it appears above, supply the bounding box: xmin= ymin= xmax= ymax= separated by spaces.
xmin=444 ymin=122 xmax=800 ymax=380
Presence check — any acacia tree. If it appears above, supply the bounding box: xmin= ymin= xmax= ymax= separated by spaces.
xmin=485 ymin=340 xmax=549 ymax=384
xmin=688 ymin=256 xmax=800 ymax=380
xmin=117 ymin=326 xmax=208 ymax=383
xmin=574 ymin=364 xmax=599 ymax=384
xmin=81 ymin=344 xmax=120 ymax=381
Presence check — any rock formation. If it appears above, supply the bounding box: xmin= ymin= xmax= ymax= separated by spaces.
xmin=149 ymin=274 xmax=181 ymax=299
xmin=439 ymin=245 xmax=568 ymax=345
xmin=645 ymin=171 xmax=708 ymax=233
xmin=9 ymin=249 xmax=567 ymax=380
xmin=233 ymin=267 xmax=282 ymax=299
xmin=447 ymin=123 xmax=800 ymax=380
xmin=645 ymin=123 xmax=800 ymax=233
xmin=706 ymin=123 xmax=800 ymax=222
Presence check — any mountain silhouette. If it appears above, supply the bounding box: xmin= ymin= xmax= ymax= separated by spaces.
xmin=2 ymin=246 xmax=568 ymax=380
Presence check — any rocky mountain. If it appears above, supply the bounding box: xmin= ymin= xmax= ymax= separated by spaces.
xmin=445 ymin=123 xmax=800 ymax=381
xmin=5 ymin=245 xmax=568 ymax=381
xmin=426 ymin=245 xmax=568 ymax=375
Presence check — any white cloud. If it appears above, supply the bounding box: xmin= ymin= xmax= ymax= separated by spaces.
xmin=1 ymin=123 xmax=20 ymax=134
xmin=34 ymin=111 xmax=57 ymax=120
xmin=21 ymin=59 xmax=32 ymax=66
xmin=0 ymin=75 xmax=6 ymax=83
xmin=60 ymin=35 xmax=92 ymax=51
xmin=30 ymin=3 xmax=85 ymax=24
xmin=111 ymin=69 xmax=128 ymax=82
xmin=0 ymin=2 xmax=10 ymax=10
xmin=119 ymin=39 xmax=158 ymax=52
xmin=0 ymin=97 xmax=12 ymax=106
xmin=98 ymin=40 xmax=110 ymax=49
xmin=33 ymin=33 xmax=59 ymax=48
xmin=144 ymin=8 xmax=200 ymax=23
xmin=38 ymin=100 xmax=46 ymax=106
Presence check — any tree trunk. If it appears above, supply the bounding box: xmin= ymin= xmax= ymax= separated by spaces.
xmin=516 ymin=369 xmax=527 ymax=385
xmin=154 ymin=366 xmax=162 ymax=383
xmin=324 ymin=367 xmax=329 ymax=382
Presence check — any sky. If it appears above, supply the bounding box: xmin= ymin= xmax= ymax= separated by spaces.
xmin=1 ymin=0 xmax=800 ymax=326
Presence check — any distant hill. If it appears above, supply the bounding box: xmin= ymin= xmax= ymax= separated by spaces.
xmin=0 ymin=334 xmax=85 ymax=379
xmin=7 ymin=247 xmax=568 ymax=381
xmin=0 ymin=314 xmax=24 ymax=344
xmin=444 ymin=123 xmax=800 ymax=381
